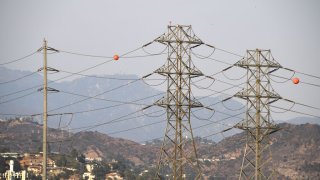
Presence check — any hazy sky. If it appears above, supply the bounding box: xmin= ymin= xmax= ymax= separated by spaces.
xmin=0 ymin=0 xmax=319 ymax=121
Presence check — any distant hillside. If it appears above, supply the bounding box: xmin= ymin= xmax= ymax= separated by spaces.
xmin=0 ymin=118 xmax=157 ymax=167
xmin=0 ymin=119 xmax=319 ymax=179
xmin=0 ymin=67 xmax=245 ymax=142
xmin=197 ymin=123 xmax=320 ymax=179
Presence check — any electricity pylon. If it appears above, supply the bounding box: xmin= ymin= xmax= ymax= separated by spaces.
xmin=234 ymin=49 xmax=282 ymax=180
xmin=153 ymin=25 xmax=205 ymax=179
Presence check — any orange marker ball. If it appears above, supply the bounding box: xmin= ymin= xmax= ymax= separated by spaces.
xmin=113 ymin=54 xmax=119 ymax=61
xmin=292 ymin=77 xmax=299 ymax=84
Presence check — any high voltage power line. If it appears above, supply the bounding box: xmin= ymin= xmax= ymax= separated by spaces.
xmin=192 ymin=44 xmax=320 ymax=82
xmin=0 ymin=42 xmax=157 ymax=98
xmin=1 ymin=72 xmax=319 ymax=119
xmin=33 ymin=105 xmax=243 ymax=145
xmin=1 ymin=67 xmax=318 ymax=116
xmin=0 ymin=77 xmax=244 ymax=117
xmin=0 ymin=50 xmax=38 ymax=65
xmin=0 ymin=70 xmax=40 ymax=85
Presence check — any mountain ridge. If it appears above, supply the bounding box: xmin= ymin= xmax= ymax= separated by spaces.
xmin=0 ymin=67 xmax=246 ymax=142
xmin=0 ymin=118 xmax=319 ymax=179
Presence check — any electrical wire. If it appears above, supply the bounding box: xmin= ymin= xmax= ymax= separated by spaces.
xmin=270 ymin=74 xmax=320 ymax=88
xmin=216 ymin=70 xmax=320 ymax=114
xmin=270 ymin=105 xmax=320 ymax=119
xmin=46 ymin=92 xmax=164 ymax=116
xmin=0 ymin=90 xmax=38 ymax=105
xmin=138 ymin=111 xmax=244 ymax=144
xmin=0 ymin=113 xmax=34 ymax=116
xmin=0 ymin=45 xmax=143 ymax=99
xmin=192 ymin=52 xmax=233 ymax=66
xmin=191 ymin=76 xmax=216 ymax=89
xmin=194 ymin=111 xmax=244 ymax=131
xmin=0 ymin=87 xmax=163 ymax=117
xmin=196 ymin=82 xmax=245 ymax=101
xmin=62 ymin=93 xmax=245 ymax=141
xmin=0 ymin=70 xmax=40 ymax=85
xmin=0 ymin=50 xmax=38 ymax=66
xmin=58 ymin=50 xmax=113 ymax=58
xmin=217 ymin=46 xmax=320 ymax=81
xmin=221 ymin=99 xmax=246 ymax=111
xmin=190 ymin=47 xmax=216 ymax=60
xmin=0 ymin=48 xmax=149 ymax=106
xmin=269 ymin=101 xmax=296 ymax=114
xmin=141 ymin=108 xmax=166 ymax=118
xmin=299 ymin=81 xmax=320 ymax=88
xmin=294 ymin=102 xmax=320 ymax=111
xmin=214 ymin=47 xmax=245 ymax=58
xmin=194 ymin=75 xmax=319 ymax=117
xmin=279 ymin=98 xmax=320 ymax=111
xmin=191 ymin=66 xmax=245 ymax=90
xmin=28 ymin=101 xmax=244 ymax=144
xmin=196 ymin=82 xmax=244 ymax=99
xmin=39 ymin=108 xmax=166 ymax=144
xmin=269 ymin=72 xmax=296 ymax=83
xmin=195 ymin=45 xmax=320 ymax=83
xmin=59 ymin=90 xmax=163 ymax=107
xmin=191 ymin=108 xmax=216 ymax=122
xmin=191 ymin=70 xmax=223 ymax=85
xmin=196 ymin=77 xmax=319 ymax=116
xmin=201 ymin=127 xmax=234 ymax=139
xmin=221 ymin=67 xmax=246 ymax=81
xmin=121 ymin=50 xmax=167 ymax=59
xmin=107 ymin=120 xmax=164 ymax=135
xmin=294 ymin=70 xmax=320 ymax=80
xmin=59 ymin=47 xmax=167 ymax=59
xmin=48 ymin=79 xmax=141 ymax=112
xmin=71 ymin=108 xmax=163 ymax=132
xmin=142 ymin=75 xmax=167 ymax=87
xmin=59 ymin=69 xmax=165 ymax=81
xmin=142 ymin=45 xmax=167 ymax=56
xmin=191 ymin=88 xmax=245 ymax=120
xmin=55 ymin=113 xmax=74 ymax=129
xmin=0 ymin=84 xmax=40 ymax=99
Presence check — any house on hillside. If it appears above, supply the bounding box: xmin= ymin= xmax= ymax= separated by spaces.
xmin=84 ymin=150 xmax=102 ymax=162
xmin=105 ymin=172 xmax=123 ymax=180
xmin=83 ymin=163 xmax=95 ymax=180
xmin=19 ymin=153 xmax=55 ymax=175
xmin=0 ymin=152 xmax=22 ymax=158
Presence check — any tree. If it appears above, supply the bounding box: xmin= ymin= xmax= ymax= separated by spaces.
xmin=78 ymin=154 xmax=86 ymax=163
xmin=123 ymin=169 xmax=136 ymax=179
xmin=0 ymin=156 xmax=6 ymax=173
xmin=92 ymin=163 xmax=110 ymax=179
xmin=71 ymin=149 xmax=78 ymax=159
xmin=0 ymin=147 xmax=10 ymax=153
xmin=28 ymin=173 xmax=42 ymax=180
xmin=56 ymin=155 xmax=67 ymax=167
xmin=13 ymin=159 xmax=21 ymax=172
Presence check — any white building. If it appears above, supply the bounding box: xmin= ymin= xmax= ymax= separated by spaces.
xmin=1 ymin=160 xmax=27 ymax=180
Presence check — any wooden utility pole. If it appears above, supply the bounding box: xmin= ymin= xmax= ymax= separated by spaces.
xmin=42 ymin=39 xmax=48 ymax=180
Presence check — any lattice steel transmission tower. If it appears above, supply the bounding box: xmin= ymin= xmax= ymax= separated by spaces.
xmin=153 ymin=25 xmax=205 ymax=179
xmin=234 ymin=49 xmax=282 ymax=180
